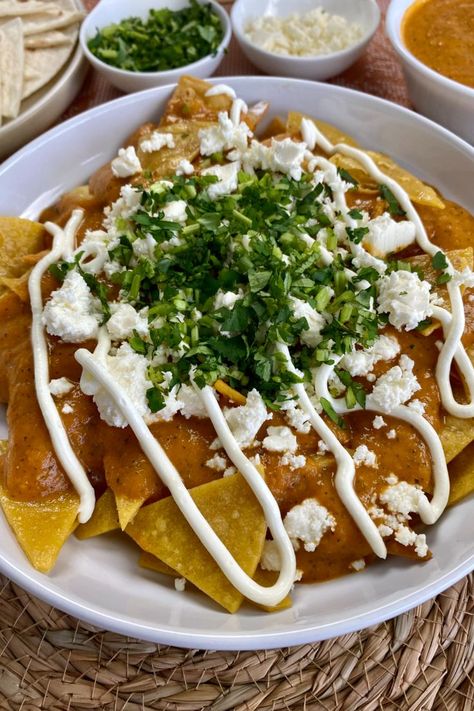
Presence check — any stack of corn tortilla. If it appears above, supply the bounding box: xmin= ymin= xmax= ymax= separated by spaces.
xmin=0 ymin=0 xmax=83 ymax=125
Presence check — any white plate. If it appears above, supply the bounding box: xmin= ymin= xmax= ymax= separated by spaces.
xmin=0 ymin=77 xmax=473 ymax=650
xmin=0 ymin=0 xmax=87 ymax=161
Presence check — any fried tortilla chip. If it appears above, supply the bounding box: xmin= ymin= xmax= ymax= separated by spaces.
xmin=440 ymin=414 xmax=474 ymax=463
xmin=126 ymin=473 xmax=267 ymax=613
xmin=115 ymin=492 xmax=147 ymax=530
xmin=0 ymin=483 xmax=79 ymax=572
xmin=0 ymin=217 xmax=45 ymax=296
xmin=448 ymin=441 xmax=474 ymax=505
xmin=287 ymin=111 xmax=360 ymax=148
xmin=139 ymin=550 xmax=292 ymax=612
xmin=214 ymin=379 xmax=246 ymax=405
xmin=138 ymin=550 xmax=179 ymax=577
xmin=75 ymin=488 xmax=119 ymax=540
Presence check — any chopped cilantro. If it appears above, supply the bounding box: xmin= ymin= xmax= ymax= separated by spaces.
xmin=337 ymin=167 xmax=358 ymax=187
xmin=379 ymin=184 xmax=406 ymax=217
xmin=346 ymin=226 xmax=369 ymax=244
xmin=87 ymin=0 xmax=223 ymax=73
xmin=320 ymin=397 xmax=346 ymax=428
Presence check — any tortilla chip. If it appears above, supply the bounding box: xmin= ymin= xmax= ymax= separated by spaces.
xmin=126 ymin=473 xmax=267 ymax=613
xmin=287 ymin=111 xmax=359 ymax=148
xmin=115 ymin=492 xmax=147 ymax=530
xmin=135 ymin=122 xmax=204 ymax=177
xmin=252 ymin=568 xmax=292 ymax=612
xmin=214 ymin=379 xmax=246 ymax=405
xmin=0 ymin=215 xmax=45 ymax=273
xmin=75 ymin=488 xmax=120 ymax=540
xmin=0 ymin=18 xmax=24 ymax=119
xmin=138 ymin=550 xmax=178 ymax=577
xmin=0 ymin=483 xmax=79 ymax=573
xmin=440 ymin=414 xmax=474 ymax=463
xmin=448 ymin=441 xmax=474 ymax=505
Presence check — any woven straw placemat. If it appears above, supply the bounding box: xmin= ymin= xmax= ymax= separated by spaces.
xmin=0 ymin=573 xmax=472 ymax=709
xmin=1 ymin=1 xmax=473 ymax=709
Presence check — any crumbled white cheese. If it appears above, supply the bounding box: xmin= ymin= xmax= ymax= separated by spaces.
xmin=81 ymin=343 xmax=153 ymax=428
xmin=175 ymin=159 xmax=194 ymax=176
xmin=270 ymin=138 xmax=307 ymax=181
xmin=394 ymin=525 xmax=428 ymax=558
xmin=284 ymin=498 xmax=336 ymax=552
xmin=351 ymin=243 xmax=387 ymax=275
xmin=107 ymin=303 xmax=149 ymax=341
xmin=380 ymin=480 xmax=425 ymax=516
xmin=281 ymin=397 xmax=311 ymax=434
xmin=244 ymin=7 xmax=363 ymax=57
xmin=49 ymin=377 xmax=73 ymax=397
xmin=206 ymin=453 xmax=227 ymax=471
xmin=140 ymin=131 xmax=175 ymax=153
xmin=340 ymin=334 xmax=400 ymax=377
xmin=42 ymin=270 xmax=101 ymax=343
xmin=372 ymin=415 xmax=386 ymax=429
xmin=386 ymin=428 xmax=396 ymax=439
xmin=367 ymin=354 xmax=421 ymax=413
xmin=178 ymin=384 xmax=209 ymax=419
xmin=263 ymin=425 xmax=298 ymax=453
xmin=378 ymin=523 xmax=394 ymax=538
xmin=317 ymin=439 xmax=329 ymax=454
xmin=111 ymin=146 xmax=142 ymax=178
xmin=280 ymin=452 xmax=306 ymax=470
xmin=162 ymin=199 xmax=188 ymax=223
xmin=174 ymin=577 xmax=186 ymax=592
xmin=377 ymin=270 xmax=432 ymax=331
xmin=199 ymin=111 xmax=252 ymax=156
xmin=350 ymin=559 xmax=366 ymax=571
xmin=386 ymin=473 xmax=398 ymax=485
xmin=224 ymin=389 xmax=271 ymax=448
xmin=362 ymin=213 xmax=416 ymax=258
xmin=201 ymin=161 xmax=240 ymax=199
xmin=290 ymin=296 xmax=325 ymax=348
xmin=61 ymin=403 xmax=73 ymax=414
xmin=260 ymin=539 xmax=280 ymax=571
xmin=452 ymin=267 xmax=474 ymax=288
xmin=367 ymin=373 xmax=376 ymax=383
xmin=214 ymin=288 xmax=243 ymax=310
xmin=223 ymin=465 xmax=237 ymax=477
xmin=408 ymin=398 xmax=426 ymax=415
xmin=353 ymin=444 xmax=378 ymax=468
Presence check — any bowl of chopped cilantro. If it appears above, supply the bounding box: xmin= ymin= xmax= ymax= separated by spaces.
xmin=80 ymin=0 xmax=231 ymax=93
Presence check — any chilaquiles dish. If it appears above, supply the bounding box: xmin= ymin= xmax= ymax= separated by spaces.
xmin=1 ymin=76 xmax=474 ymax=612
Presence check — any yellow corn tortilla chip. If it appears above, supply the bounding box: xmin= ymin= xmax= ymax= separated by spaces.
xmin=139 ymin=550 xmax=292 ymax=612
xmin=253 ymin=568 xmax=292 ymax=612
xmin=0 ymin=217 xmax=45 ymax=295
xmin=214 ymin=379 xmax=246 ymax=405
xmin=440 ymin=414 xmax=474 ymax=463
xmin=138 ymin=550 xmax=179 ymax=577
xmin=0 ymin=484 xmax=79 ymax=573
xmin=115 ymin=492 xmax=147 ymax=530
xmin=448 ymin=441 xmax=474 ymax=505
xmin=287 ymin=111 xmax=359 ymax=148
xmin=75 ymin=488 xmax=119 ymax=540
xmin=126 ymin=473 xmax=267 ymax=613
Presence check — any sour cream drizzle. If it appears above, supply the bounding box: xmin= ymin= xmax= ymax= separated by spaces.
xmin=28 ymin=209 xmax=95 ymax=523
xmin=204 ymin=83 xmax=237 ymax=99
xmin=75 ymin=342 xmax=296 ymax=606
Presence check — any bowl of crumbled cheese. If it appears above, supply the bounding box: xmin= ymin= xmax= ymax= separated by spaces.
xmin=231 ymin=0 xmax=380 ymax=79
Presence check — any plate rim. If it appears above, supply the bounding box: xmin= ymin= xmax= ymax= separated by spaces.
xmin=0 ymin=76 xmax=473 ymax=650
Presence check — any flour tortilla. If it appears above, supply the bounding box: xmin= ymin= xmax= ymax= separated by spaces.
xmin=0 ymin=1 xmax=61 ymax=17
xmin=25 ymin=29 xmax=73 ymax=48
xmin=19 ymin=0 xmax=80 ymax=99
xmin=0 ymin=17 xmax=24 ymax=119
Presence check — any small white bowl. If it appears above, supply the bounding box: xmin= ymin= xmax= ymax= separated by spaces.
xmin=80 ymin=0 xmax=231 ymax=93
xmin=386 ymin=0 xmax=474 ymax=145
xmin=231 ymin=0 xmax=380 ymax=80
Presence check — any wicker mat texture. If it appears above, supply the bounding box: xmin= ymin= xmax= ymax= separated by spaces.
xmin=0 ymin=573 xmax=472 ymax=710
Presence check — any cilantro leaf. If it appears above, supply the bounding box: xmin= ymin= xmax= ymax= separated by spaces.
xmin=320 ymin=397 xmax=346 ymax=428
xmin=379 ymin=184 xmax=406 ymax=217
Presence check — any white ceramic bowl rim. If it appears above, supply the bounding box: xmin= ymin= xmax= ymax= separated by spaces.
xmin=386 ymin=0 xmax=474 ymax=98
xmin=231 ymin=0 xmax=380 ymax=62
xmin=1 ymin=77 xmax=473 ymax=650
xmin=80 ymin=0 xmax=231 ymax=79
